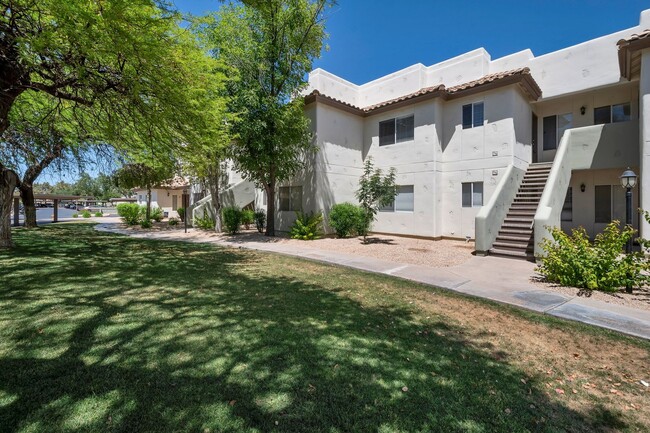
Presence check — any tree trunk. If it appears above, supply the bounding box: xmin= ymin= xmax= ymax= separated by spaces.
xmin=0 ymin=165 xmax=20 ymax=249
xmin=265 ymin=183 xmax=275 ymax=237
xmin=19 ymin=182 xmax=37 ymax=228
xmin=207 ymin=168 xmax=223 ymax=233
xmin=146 ymin=186 xmax=152 ymax=221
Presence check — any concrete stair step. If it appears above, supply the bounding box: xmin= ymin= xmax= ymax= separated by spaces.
xmin=489 ymin=247 xmax=535 ymax=261
xmin=504 ymin=217 xmax=534 ymax=224
xmin=496 ymin=234 xmax=533 ymax=243
xmin=502 ymin=222 xmax=533 ymax=230
xmin=499 ymin=228 xmax=533 ymax=236
xmin=492 ymin=241 xmax=532 ymax=250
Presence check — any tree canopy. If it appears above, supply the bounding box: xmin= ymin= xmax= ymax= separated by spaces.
xmin=203 ymin=0 xmax=333 ymax=236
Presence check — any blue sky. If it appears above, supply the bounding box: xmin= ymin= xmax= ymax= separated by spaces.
xmin=173 ymin=0 xmax=650 ymax=85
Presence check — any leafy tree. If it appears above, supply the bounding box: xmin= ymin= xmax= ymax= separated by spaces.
xmin=0 ymin=0 xmax=218 ymax=248
xmin=113 ymin=162 xmax=175 ymax=221
xmin=355 ymin=157 xmax=397 ymax=244
xmin=0 ymin=94 xmax=95 ymax=227
xmin=203 ymin=0 xmax=332 ymax=236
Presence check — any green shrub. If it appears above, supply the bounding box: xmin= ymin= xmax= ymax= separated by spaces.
xmin=140 ymin=218 xmax=152 ymax=229
xmin=222 ymin=206 xmax=242 ymax=234
xmin=329 ymin=203 xmax=364 ymax=238
xmin=290 ymin=211 xmax=323 ymax=240
xmin=254 ymin=209 xmax=266 ymax=233
xmin=94 ymin=211 xmax=103 ymax=218
xmin=177 ymin=207 xmax=185 ymax=222
xmin=82 ymin=210 xmax=91 ymax=218
xmin=194 ymin=208 xmax=215 ymax=230
xmin=117 ymin=203 xmax=142 ymax=225
xmin=168 ymin=217 xmax=179 ymax=226
xmin=151 ymin=207 xmax=164 ymax=222
xmin=537 ymin=222 xmax=645 ymax=292
xmin=72 ymin=213 xmax=79 ymax=218
xmin=241 ymin=209 xmax=255 ymax=229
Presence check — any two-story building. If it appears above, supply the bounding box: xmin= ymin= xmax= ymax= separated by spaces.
xmin=262 ymin=9 xmax=650 ymax=260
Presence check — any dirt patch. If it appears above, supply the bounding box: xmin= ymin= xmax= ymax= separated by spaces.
xmin=530 ymin=275 xmax=650 ymax=313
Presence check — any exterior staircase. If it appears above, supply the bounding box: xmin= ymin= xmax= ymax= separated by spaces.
xmin=489 ymin=162 xmax=553 ymax=260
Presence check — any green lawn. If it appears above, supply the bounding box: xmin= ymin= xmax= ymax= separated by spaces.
xmin=0 ymin=224 xmax=648 ymax=433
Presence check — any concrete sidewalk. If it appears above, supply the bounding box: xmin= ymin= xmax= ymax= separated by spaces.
xmin=95 ymin=221 xmax=650 ymax=340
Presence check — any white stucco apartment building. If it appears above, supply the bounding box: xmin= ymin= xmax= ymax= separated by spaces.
xmin=198 ymin=10 xmax=650 ymax=260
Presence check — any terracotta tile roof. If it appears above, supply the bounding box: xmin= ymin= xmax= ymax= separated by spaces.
xmin=618 ymin=29 xmax=650 ymax=45
xmin=305 ymin=67 xmax=541 ymax=116
xmin=617 ymin=30 xmax=650 ymax=80
xmin=156 ymin=176 xmax=189 ymax=190
xmin=447 ymin=67 xmax=531 ymax=93
xmin=363 ymin=84 xmax=446 ymax=112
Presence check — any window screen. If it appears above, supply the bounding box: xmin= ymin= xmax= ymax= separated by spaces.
xmin=594 ymin=185 xmax=611 ymax=223
xmin=379 ymin=119 xmax=396 ymax=146
xmin=279 ymin=187 xmax=291 ymax=211
xmin=462 ymin=104 xmax=473 ymax=129
xmin=472 ymin=182 xmax=483 ymax=207
xmin=473 ymin=102 xmax=484 ymax=128
xmin=396 ymin=116 xmax=414 ymax=143
xmin=290 ymin=186 xmax=302 ymax=211
xmin=594 ymin=106 xmax=611 ymax=125
xmin=395 ymin=185 xmax=414 ymax=211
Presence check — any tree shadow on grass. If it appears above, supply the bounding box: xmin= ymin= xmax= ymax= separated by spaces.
xmin=0 ymin=225 xmax=631 ymax=432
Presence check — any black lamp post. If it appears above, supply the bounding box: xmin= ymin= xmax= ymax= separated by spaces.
xmin=619 ymin=167 xmax=637 ymax=293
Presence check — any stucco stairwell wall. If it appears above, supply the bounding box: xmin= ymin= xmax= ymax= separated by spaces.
xmin=533 ymin=121 xmax=639 ymax=256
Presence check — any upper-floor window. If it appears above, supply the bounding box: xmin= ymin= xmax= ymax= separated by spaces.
xmin=279 ymin=186 xmax=302 ymax=211
xmin=594 ymin=103 xmax=631 ymax=124
xmin=462 ymin=182 xmax=483 ymax=207
xmin=543 ymin=113 xmax=572 ymax=151
xmin=379 ymin=185 xmax=414 ymax=212
xmin=462 ymin=102 xmax=484 ymax=129
xmin=379 ymin=115 xmax=414 ymax=146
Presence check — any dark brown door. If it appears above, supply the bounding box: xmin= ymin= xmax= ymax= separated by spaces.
xmin=532 ymin=113 xmax=538 ymax=163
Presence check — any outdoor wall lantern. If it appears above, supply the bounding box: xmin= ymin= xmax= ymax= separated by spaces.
xmin=580 ymin=183 xmax=586 ymax=192
xmin=580 ymin=106 xmax=586 ymax=115
xmin=620 ymin=167 xmax=638 ymax=293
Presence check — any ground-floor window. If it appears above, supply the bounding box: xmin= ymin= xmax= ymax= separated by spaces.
xmin=279 ymin=186 xmax=302 ymax=211
xmin=380 ymin=185 xmax=414 ymax=212
xmin=561 ymin=187 xmax=572 ymax=221
xmin=462 ymin=182 xmax=483 ymax=207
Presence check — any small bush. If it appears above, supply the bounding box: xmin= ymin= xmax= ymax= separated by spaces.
xmin=82 ymin=210 xmax=92 ymax=218
xmin=329 ymin=203 xmax=364 ymax=238
xmin=151 ymin=207 xmax=163 ymax=222
xmin=72 ymin=213 xmax=79 ymax=218
xmin=117 ymin=203 xmax=142 ymax=225
xmin=194 ymin=209 xmax=215 ymax=230
xmin=94 ymin=212 xmax=103 ymax=218
xmin=537 ymin=222 xmax=646 ymax=292
xmin=254 ymin=209 xmax=266 ymax=233
xmin=241 ymin=209 xmax=255 ymax=229
xmin=222 ymin=206 xmax=242 ymax=234
xmin=140 ymin=218 xmax=152 ymax=229
xmin=177 ymin=207 xmax=185 ymax=222
xmin=290 ymin=211 xmax=323 ymax=240
xmin=168 ymin=217 xmax=179 ymax=226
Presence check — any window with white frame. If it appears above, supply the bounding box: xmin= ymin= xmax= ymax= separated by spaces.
xmin=561 ymin=187 xmax=572 ymax=222
xmin=542 ymin=113 xmax=572 ymax=151
xmin=379 ymin=185 xmax=414 ymax=212
xmin=379 ymin=115 xmax=414 ymax=146
xmin=462 ymin=182 xmax=483 ymax=207
xmin=462 ymin=102 xmax=484 ymax=129
xmin=279 ymin=186 xmax=302 ymax=211
xmin=594 ymin=102 xmax=631 ymax=125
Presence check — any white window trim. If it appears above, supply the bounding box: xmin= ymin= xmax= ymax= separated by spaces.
xmin=462 ymin=101 xmax=484 ymax=129
xmin=379 ymin=114 xmax=415 ymax=146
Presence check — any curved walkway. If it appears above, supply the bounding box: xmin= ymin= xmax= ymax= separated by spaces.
xmin=95 ymin=220 xmax=650 ymax=340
